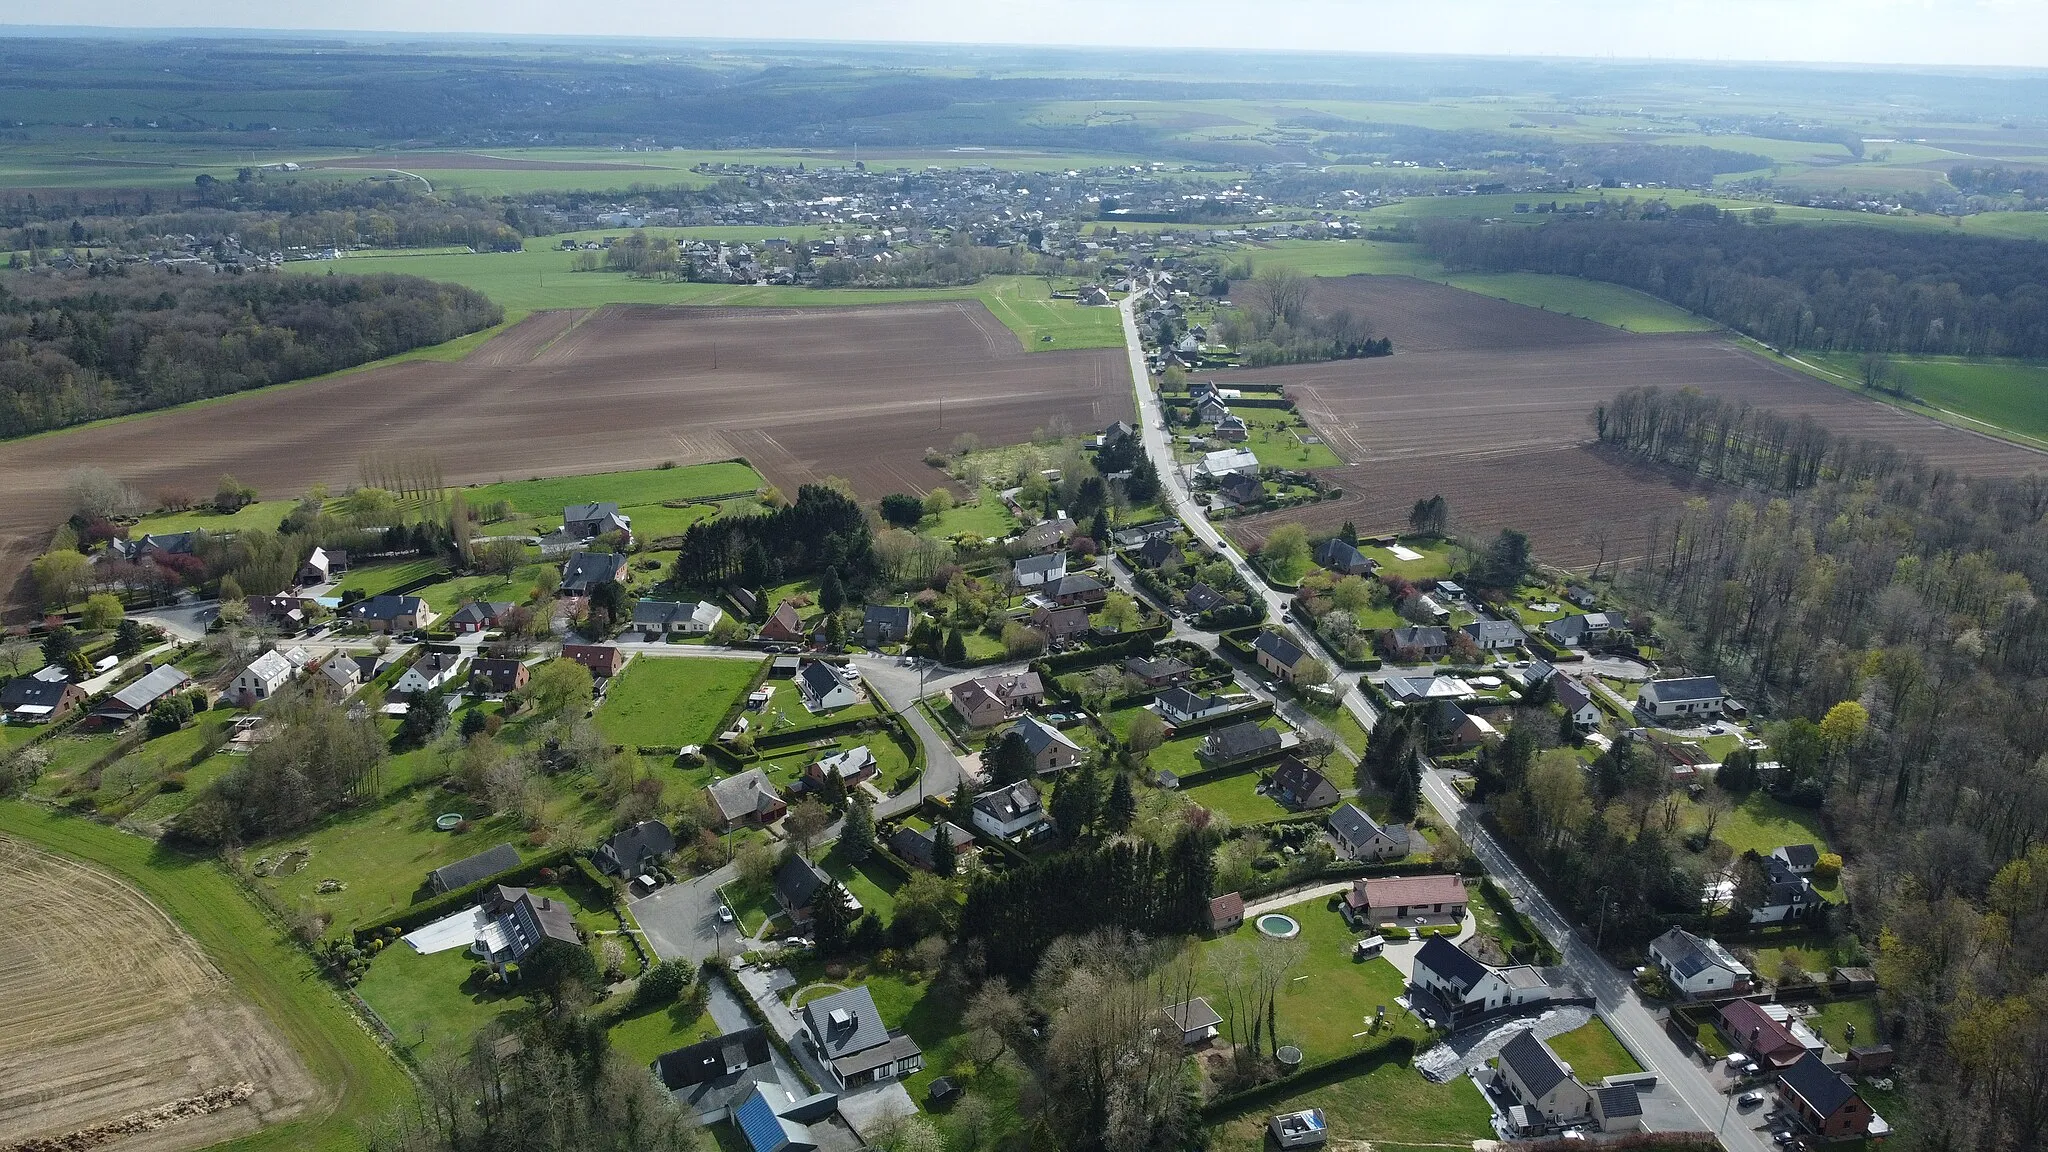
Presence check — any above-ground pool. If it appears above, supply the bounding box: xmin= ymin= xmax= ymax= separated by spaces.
xmin=1257 ymin=913 xmax=1301 ymax=939
xmin=435 ymin=813 xmax=463 ymax=831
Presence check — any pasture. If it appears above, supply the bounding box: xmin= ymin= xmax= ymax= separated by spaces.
xmin=1804 ymin=352 xmax=2048 ymax=448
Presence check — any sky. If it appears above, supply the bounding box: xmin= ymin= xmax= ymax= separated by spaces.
xmin=13 ymin=0 xmax=2048 ymax=69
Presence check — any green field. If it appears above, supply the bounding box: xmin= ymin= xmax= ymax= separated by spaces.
xmin=1230 ymin=407 xmax=1345 ymax=469
xmin=1207 ymin=1059 xmax=1492 ymax=1152
xmin=0 ymin=803 xmax=412 ymax=1152
xmin=1802 ymin=353 xmax=2048 ymax=447
xmin=608 ymin=994 xmax=718 ymax=1066
xmin=594 ymin=655 xmax=763 ymax=749
xmin=464 ymin=461 xmax=765 ymax=520
xmin=1545 ymin=1017 xmax=1643 ymax=1081
xmin=1181 ymin=768 xmax=1291 ymax=824
xmin=127 ymin=499 xmax=299 ymax=537
xmin=355 ymin=942 xmax=529 ymax=1056
xmin=333 ymin=558 xmax=448 ymax=599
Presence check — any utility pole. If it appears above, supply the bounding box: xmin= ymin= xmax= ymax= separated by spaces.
xmin=1594 ymin=884 xmax=1615 ymax=951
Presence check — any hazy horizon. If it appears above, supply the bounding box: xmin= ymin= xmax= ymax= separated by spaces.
xmin=10 ymin=1 xmax=2048 ymax=70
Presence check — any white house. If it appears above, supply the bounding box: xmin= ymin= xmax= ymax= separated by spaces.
xmin=971 ymin=780 xmax=1047 ymax=840
xmin=229 ymin=647 xmax=306 ymax=706
xmin=1496 ymin=1030 xmax=1592 ymax=1131
xmin=395 ymin=652 xmax=464 ymax=695
xmin=1648 ymin=927 xmax=1754 ymax=999
xmin=798 ymin=985 xmax=924 ymax=1089
xmin=796 ymin=662 xmax=860 ymax=712
xmin=1327 ymin=803 xmax=1408 ymax=862
xmin=1013 ymin=551 xmax=1068 ymax=589
xmin=1638 ymin=676 xmax=1724 ymax=721
xmin=1154 ymin=686 xmax=1236 ymax=726
xmin=633 ymin=600 xmax=726 ymax=637
xmin=1554 ymin=677 xmax=1602 ymax=729
xmin=1410 ymin=935 xmax=1550 ymax=1028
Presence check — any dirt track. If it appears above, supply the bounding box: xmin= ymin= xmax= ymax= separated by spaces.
xmin=0 ymin=836 xmax=316 ymax=1152
xmin=0 ymin=301 xmax=1128 ymax=600
xmin=1221 ymin=277 xmax=2046 ymax=566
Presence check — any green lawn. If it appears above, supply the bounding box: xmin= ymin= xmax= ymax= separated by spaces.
xmin=1207 ymin=1058 xmax=1493 ymax=1152
xmin=818 ymin=844 xmax=903 ymax=920
xmin=1233 ymin=408 xmax=1344 ymax=470
xmin=608 ymin=994 xmax=717 ymax=1066
xmin=1683 ymin=791 xmax=1830 ymax=859
xmin=719 ymin=877 xmax=780 ymax=937
xmin=1357 ymin=539 xmax=1456 ymax=581
xmin=1301 ymin=698 xmax=1371 ymax=759
xmin=1806 ymin=352 xmax=2048 ymax=447
xmin=355 ymin=941 xmax=529 ymax=1057
xmin=762 ymin=694 xmax=880 ymax=736
xmin=755 ymin=733 xmax=911 ymax=796
xmin=127 ymin=499 xmax=300 ymax=537
xmin=0 ymin=803 xmax=412 ymax=1152
xmin=1182 ymin=768 xmax=1291 ymax=824
xmin=922 ymin=493 xmax=1018 ymax=542
xmin=1545 ymin=1017 xmax=1643 ymax=1081
xmin=595 ymin=655 xmax=763 ymax=748
xmin=463 ymin=461 xmax=766 ymax=524
xmin=1809 ymin=997 xmax=1880 ymax=1051
xmin=334 ymin=558 xmax=448 ymax=599
xmin=413 ymin=566 xmax=550 ymax=616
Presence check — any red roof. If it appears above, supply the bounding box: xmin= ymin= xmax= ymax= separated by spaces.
xmin=1720 ymin=1000 xmax=1805 ymax=1066
xmin=1358 ymin=874 xmax=1467 ymax=909
xmin=1209 ymin=893 xmax=1244 ymax=924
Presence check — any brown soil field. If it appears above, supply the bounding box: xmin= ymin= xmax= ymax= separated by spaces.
xmin=0 ymin=835 xmax=316 ymax=1151
xmin=0 ymin=301 xmax=1128 ymax=602
xmin=1219 ymin=277 xmax=2046 ymax=567
xmin=315 ymin=152 xmax=668 ymax=171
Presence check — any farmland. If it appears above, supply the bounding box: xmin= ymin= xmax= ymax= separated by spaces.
xmin=0 ymin=300 xmax=1131 ymax=600
xmin=1218 ymin=277 xmax=2048 ymax=567
xmin=1800 ymin=352 xmax=2048 ymax=448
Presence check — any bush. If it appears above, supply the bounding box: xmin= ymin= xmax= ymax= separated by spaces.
xmin=1814 ymin=852 xmax=1843 ymax=880
xmin=632 ymin=959 xmax=695 ymax=1010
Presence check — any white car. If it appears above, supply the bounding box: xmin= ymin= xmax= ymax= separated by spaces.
xmin=717 ymin=905 xmax=735 ymax=924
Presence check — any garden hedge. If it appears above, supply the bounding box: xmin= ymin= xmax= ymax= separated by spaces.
xmin=352 ymin=846 xmax=578 ymax=940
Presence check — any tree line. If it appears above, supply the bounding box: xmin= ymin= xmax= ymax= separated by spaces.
xmin=667 ymin=483 xmax=879 ymax=593
xmin=1594 ymin=386 xmax=1916 ymax=493
xmin=958 ymin=832 xmax=1215 ymax=982
xmin=0 ymin=268 xmax=501 ymax=436
xmin=1215 ymin=267 xmax=1391 ymax=367
xmin=1419 ymin=210 xmax=2048 ymax=357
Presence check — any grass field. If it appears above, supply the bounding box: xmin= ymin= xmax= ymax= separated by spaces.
xmin=128 ymin=499 xmax=298 ymax=537
xmin=595 ymin=655 xmax=763 ymax=749
xmin=1809 ymin=997 xmax=1880 ymax=1051
xmin=333 ymin=558 xmax=448 ymax=599
xmin=1803 ymin=353 xmax=2048 ymax=447
xmin=464 ymin=461 xmax=766 ymax=522
xmin=413 ymin=565 xmax=551 ymax=617
xmin=355 ymin=942 xmax=528 ymax=1057
xmin=922 ymin=493 xmax=1019 ymax=541
xmin=1207 ymin=1059 xmax=1492 ymax=1152
xmin=608 ymin=994 xmax=717 ymax=1066
xmin=1545 ymin=1017 xmax=1643 ymax=1081
xmin=1232 ymin=407 xmax=1345 ymax=469
xmin=1181 ymin=768 xmax=1291 ymax=824
xmin=0 ymin=802 xmax=411 ymax=1152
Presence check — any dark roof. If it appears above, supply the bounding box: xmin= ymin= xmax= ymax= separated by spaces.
xmin=107 ymin=664 xmax=192 ymax=713
xmin=801 ymin=985 xmax=891 ymax=1059
xmin=1125 ymin=655 xmax=1193 ymax=681
xmin=1205 ymin=721 xmax=1282 ymax=761
xmin=561 ymin=551 xmax=626 ymax=591
xmin=1389 ymin=625 xmax=1449 ymax=649
xmin=597 ymin=820 xmax=676 ymax=876
xmin=1594 ymin=1084 xmax=1643 ymax=1119
xmin=974 ymin=780 xmax=1043 ymax=824
xmin=1184 ymin=582 xmax=1225 ymax=612
xmin=1015 ymin=552 xmax=1066 ymax=579
xmin=1461 ymin=619 xmax=1526 ymax=644
xmin=1254 ymin=630 xmax=1305 ymax=668
xmin=1500 ymin=1029 xmax=1571 ymax=1099
xmin=565 ymin=501 xmax=623 ymax=522
xmin=708 ymin=769 xmax=784 ymax=823
xmin=1774 ymin=844 xmax=1820 ymax=868
xmin=1162 ymin=997 xmax=1223 ymax=1033
xmin=351 ymin=594 xmax=429 ymax=622
xmin=1314 ymin=537 xmax=1369 ymax=570
xmin=1779 ymin=1051 xmax=1858 ymax=1118
xmin=1051 ymin=572 xmax=1104 ymax=597
xmin=1011 ymin=715 xmax=1081 ymax=758
xmin=799 ymin=661 xmax=850 ymax=702
xmin=1328 ymin=803 xmax=1387 ymax=845
xmin=429 ymin=843 xmax=522 ymax=893
xmin=888 ymin=822 xmax=971 ymax=869
xmin=492 ymin=884 xmax=580 ymax=948
xmin=1643 ymin=676 xmax=1723 ymax=704
xmin=775 ymin=854 xmax=831 ymax=911
xmin=1415 ymin=934 xmax=1490 ymax=991
xmin=1273 ymin=756 xmax=1334 ymax=801
xmin=863 ymin=604 xmax=913 ymax=631
xmin=1651 ymin=927 xmax=1745 ymax=981
xmin=1 ymin=675 xmax=75 ymax=708
xmin=653 ymin=1026 xmax=772 ymax=1089
xmin=1554 ymin=677 xmax=1594 ymax=712
xmin=1135 ymin=536 xmax=1177 ymax=567
xmin=450 ymin=600 xmax=512 ymax=626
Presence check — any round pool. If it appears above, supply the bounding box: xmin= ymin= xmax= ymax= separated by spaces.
xmin=1256 ymin=913 xmax=1301 ymax=939
xmin=435 ymin=813 xmax=463 ymax=831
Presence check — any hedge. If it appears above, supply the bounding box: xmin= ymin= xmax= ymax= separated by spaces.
xmin=1200 ymin=1036 xmax=1416 ymax=1121
xmin=352 ymin=846 xmax=578 ymax=940
xmin=1035 ymin=626 xmax=1170 ymax=674
xmin=1162 ymin=698 xmax=1275 ymax=740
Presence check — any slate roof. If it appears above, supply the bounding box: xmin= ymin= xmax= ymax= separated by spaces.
xmin=774 ymin=853 xmax=831 ymax=912
xmin=450 ymin=600 xmax=513 ymax=628
xmin=1461 ymin=619 xmax=1526 ymax=645
xmin=1642 ymin=676 xmax=1723 ymax=704
xmin=1254 ymin=630 xmax=1305 ymax=669
xmin=1594 ymin=1084 xmax=1643 ymax=1120
xmin=798 ymin=661 xmax=853 ymax=704
xmin=1162 ymin=997 xmax=1223 ymax=1033
xmin=653 ymin=1026 xmax=772 ymax=1089
xmin=561 ymin=551 xmax=626 ymax=592
xmin=1554 ymin=677 xmax=1595 ymax=713
xmin=1050 ymin=572 xmax=1104 ymax=598
xmin=888 ymin=822 xmax=971 ymax=869
xmin=597 ymin=820 xmax=675 ymax=876
xmin=1 ymin=675 xmax=73 ymax=709
xmin=1184 ymin=582 xmax=1226 ymax=613
xmin=708 ymin=769 xmax=784 ymax=824
xmin=1388 ymin=625 xmax=1449 ymax=650
xmin=108 ymin=664 xmax=192 ymax=713
xmin=1328 ymin=802 xmax=1389 ymax=845
xmin=1651 ymin=927 xmax=1751 ymax=982
xmin=1011 ymin=715 xmax=1082 ymax=758
xmin=1314 ymin=537 xmax=1371 ymax=571
xmin=1774 ymin=844 xmax=1820 ymax=869
xmin=1779 ymin=1051 xmax=1858 ymax=1118
xmin=351 ymin=594 xmax=429 ymax=623
xmin=1204 ymin=721 xmax=1282 ymax=761
xmin=1125 ymin=655 xmax=1193 ymax=682
xmin=1500 ymin=1029 xmax=1571 ymax=1098
xmin=974 ymin=780 xmax=1043 ymax=824
xmin=1015 ymin=552 xmax=1066 ymax=581
xmin=1135 ymin=536 xmax=1178 ymax=568
xmin=801 ymin=985 xmax=891 ymax=1059
xmin=428 ymin=843 xmax=521 ymax=893
xmin=1415 ymin=934 xmax=1489 ymax=990
xmin=862 ymin=604 xmax=913 ymax=636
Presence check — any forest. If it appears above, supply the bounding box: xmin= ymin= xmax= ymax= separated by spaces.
xmin=667 ymin=484 xmax=880 ymax=592
xmin=0 ymin=268 xmax=501 ymax=436
xmin=1593 ymin=385 xmax=1916 ymax=493
xmin=1419 ymin=210 xmax=2048 ymax=357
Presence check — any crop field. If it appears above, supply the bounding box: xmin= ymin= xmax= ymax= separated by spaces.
xmin=1801 ymin=352 xmax=2048 ymax=448
xmin=0 ymin=301 xmax=1131 ymax=600
xmin=1221 ymin=277 xmax=2047 ymax=567
xmin=0 ymin=833 xmax=319 ymax=1151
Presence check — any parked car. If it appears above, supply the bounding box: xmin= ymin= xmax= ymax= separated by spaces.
xmin=1738 ymin=1090 xmax=1765 ymax=1108
xmin=718 ymin=905 xmax=735 ymax=924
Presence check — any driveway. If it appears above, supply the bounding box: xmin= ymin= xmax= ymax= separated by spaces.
xmin=632 ymin=862 xmax=742 ymax=963
xmin=732 ymin=964 xmax=919 ymax=1134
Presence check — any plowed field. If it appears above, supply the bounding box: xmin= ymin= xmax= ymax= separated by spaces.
xmin=0 ymin=301 xmax=1128 ymax=603
xmin=1221 ymin=277 xmax=2046 ymax=566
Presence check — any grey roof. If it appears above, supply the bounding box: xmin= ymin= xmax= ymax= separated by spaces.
xmin=561 ymin=551 xmax=625 ymax=591
xmin=1125 ymin=655 xmax=1193 ymax=681
xmin=1416 ymin=934 xmax=1489 ymax=991
xmin=1254 ymin=630 xmax=1305 ymax=668
xmin=799 ymin=661 xmax=851 ymax=702
xmin=974 ymin=780 xmax=1043 ymax=824
xmin=1594 ymin=1084 xmax=1643 ymax=1119
xmin=1461 ymin=619 xmax=1526 ymax=644
xmin=450 ymin=601 xmax=512 ymax=627
xmin=633 ymin=600 xmax=691 ymax=627
xmin=775 ymin=853 xmax=831 ymax=912
xmin=565 ymin=501 xmax=625 ymax=524
xmin=1328 ymin=802 xmax=1387 ymax=845
xmin=653 ymin=1026 xmax=773 ymax=1089
xmin=108 ymin=664 xmax=192 ymax=712
xmin=1184 ymin=582 xmax=1225 ymax=612
xmin=1314 ymin=538 xmax=1370 ymax=571
xmin=1135 ymin=536 xmax=1177 ymax=567
xmin=1779 ymin=1051 xmax=1857 ymax=1118
xmin=1011 ymin=715 xmax=1081 ymax=757
xmin=1642 ymin=676 xmax=1722 ymax=704
xmin=831 ymin=1032 xmax=923 ymax=1079
xmin=1389 ymin=625 xmax=1449 ymax=650
xmin=428 ymin=843 xmax=521 ymax=893
xmin=1554 ymin=677 xmax=1595 ymax=712
xmin=1500 ymin=1029 xmax=1572 ymax=1099
xmin=888 ymin=822 xmax=971 ymax=869
xmin=1651 ymin=927 xmax=1750 ymax=981
xmin=1162 ymin=997 xmax=1223 ymax=1033
xmin=1015 ymin=552 xmax=1066 ymax=579
xmin=1774 ymin=844 xmax=1820 ymax=868
xmin=2 ymin=675 xmax=74 ymax=708
xmin=1156 ymin=685 xmax=1227 ymax=719
xmin=1205 ymin=721 xmax=1282 ymax=761
xmin=351 ymin=594 xmax=429 ymax=623
xmin=801 ymin=985 xmax=891 ymax=1059
xmin=708 ymin=769 xmax=783 ymax=823
xmin=1050 ymin=572 xmax=1104 ymax=597
xmin=597 ymin=820 xmax=675 ymax=876
xmin=862 ymin=604 xmax=913 ymax=632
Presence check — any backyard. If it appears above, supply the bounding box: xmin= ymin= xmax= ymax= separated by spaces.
xmin=595 ymin=655 xmax=764 ymax=749
xmin=1207 ymin=1058 xmax=1492 ymax=1152
xmin=1544 ymin=1017 xmax=1642 ymax=1081
xmin=1181 ymin=767 xmax=1292 ymax=824
xmin=355 ymin=942 xmax=529 ymax=1057
xmin=1230 ymin=408 xmax=1344 ymax=470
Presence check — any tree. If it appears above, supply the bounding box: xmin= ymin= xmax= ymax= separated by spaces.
xmin=29 ymin=550 xmax=89 ymax=609
xmin=65 ymin=466 xmax=142 ymax=520
xmin=842 ymin=794 xmax=876 ymax=860
xmin=0 ymin=640 xmax=33 ymax=678
xmin=1106 ymin=771 xmax=1138 ymax=832
xmin=810 ymin=880 xmax=856 ymax=953
xmin=784 ymin=799 xmax=832 ymax=858
xmin=631 ymin=959 xmax=695 ymax=1011
xmin=79 ymin=592 xmax=124 ymax=631
xmin=1260 ymin=523 xmax=1310 ymax=580
xmin=818 ymin=568 xmax=846 ymax=615
xmin=735 ymin=837 xmax=777 ymax=889
xmin=922 ymin=489 xmax=954 ymax=520
xmin=40 ymin=626 xmax=83 ymax=674
xmin=1820 ymin=700 xmax=1869 ymax=758
xmin=962 ymin=981 xmax=1029 ymax=1073
xmin=1293 ymin=656 xmax=1332 ymax=688
xmin=1478 ymin=528 xmax=1532 ymax=589
xmin=987 ymin=731 xmax=1034 ymax=786
xmin=1052 ymin=758 xmax=1100 ymax=840
xmin=1408 ymin=494 xmax=1449 ymax=536
xmin=879 ymin=493 xmax=925 ymax=528
xmin=398 ymin=688 xmax=443 ymax=745
xmin=529 ymin=659 xmax=594 ymax=722
xmin=931 ymin=822 xmax=957 ymax=878
xmin=214 ymin=473 xmax=256 ymax=514
xmin=1717 ymin=744 xmax=1758 ymax=794
xmin=943 ymin=627 xmax=968 ymax=665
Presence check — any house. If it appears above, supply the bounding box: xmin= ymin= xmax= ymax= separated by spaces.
xmin=448 ymin=600 xmax=513 ymax=633
xmin=394 ymin=652 xmax=464 ymax=696
xmin=470 ymin=657 xmax=530 ymax=695
xmin=796 ymin=662 xmax=860 ymax=712
xmin=1161 ymin=997 xmax=1222 ymax=1046
xmin=1448 ymin=708 xmax=1500 ymax=750
xmin=1314 ymin=538 xmax=1376 ymax=576
xmin=888 ymin=822 xmax=973 ymax=871
xmin=1013 ymin=551 xmax=1068 ymax=589
xmin=1195 ymin=396 xmax=1232 ymax=424
xmin=427 ymin=843 xmax=522 ymax=894
xmin=1719 ymin=999 xmax=1806 ymax=1070
xmin=1048 ymin=572 xmax=1107 ymax=607
xmin=1543 ymin=611 xmax=1624 ymax=648
xmin=1408 ymin=935 xmax=1549 ymax=1026
xmin=349 ymin=594 xmax=435 ymax=633
xmin=1460 ymin=619 xmax=1526 ymax=651
xmin=0 ymin=669 xmax=86 ymax=724
xmin=1413 ymin=594 xmax=1450 ymax=623
xmin=92 ymin=664 xmax=193 ymax=723
xmin=774 ymin=854 xmax=853 ymax=926
xmin=472 ymin=883 xmax=581 ymax=971
xmin=1214 ymin=471 xmax=1264 ymax=506
xmin=1212 ymin=414 xmax=1250 ymax=442
xmin=563 ymin=644 xmax=625 ymax=679
xmin=560 ymin=551 xmax=629 ymax=595
xmin=1253 ymin=630 xmax=1309 ymax=681
xmin=861 ymin=604 xmax=913 ymax=647
xmin=1208 ymin=892 xmax=1244 ymax=934
xmin=759 ymin=600 xmax=806 ymax=643
xmin=1383 ymin=675 xmax=1472 ymax=704
xmin=1565 ymin=585 xmax=1600 ymax=608
xmin=1772 ymin=844 xmax=1820 ymax=875
xmin=1496 ymin=1030 xmax=1592 ymax=1129
xmin=1267 ymin=1109 xmax=1328 ymax=1150
xmin=733 ymin=1082 xmax=841 ymax=1152
xmin=596 ymin=820 xmax=675 ymax=877
xmin=229 ymin=649 xmax=300 ymax=705
xmin=1271 ymin=756 xmax=1339 ymax=810
xmin=708 ymin=769 xmax=786 ymax=830
xmin=1749 ymin=856 xmax=1822 ymax=924
xmin=299 ymin=546 xmax=346 ymax=586
xmin=1196 ymin=448 xmax=1260 ymax=478
xmin=972 ymin=780 xmax=1048 ymax=840
xmin=1382 ymin=626 xmax=1449 ymax=659
xmin=1098 ymin=421 xmax=1136 ymax=448
xmin=1648 ymin=927 xmax=1754 ymax=998
xmin=1011 ymin=715 xmax=1084 ymax=774
xmin=806 ymin=745 xmax=878 ymax=790
xmin=1435 ymin=580 xmax=1467 ymax=601
xmin=1327 ymin=803 xmax=1408 ymax=862
xmin=1201 ymin=721 xmax=1284 ymax=766
xmin=652 ymin=1026 xmax=776 ymax=1122
xmin=1637 ymin=676 xmax=1724 ymax=721
xmin=1346 ymin=874 xmax=1468 ymax=924
xmin=1155 ymin=686 xmax=1235 ymax=726
xmin=1017 ymin=518 xmax=1075 ymax=554
xmin=1554 ymin=677 xmax=1602 ymax=729
xmin=799 ymin=985 xmax=924 ymax=1088
xmin=1030 ymin=604 xmax=1091 ymax=642
xmin=564 ymin=502 xmax=632 ymax=539
xmin=1777 ymin=1051 xmax=1882 ymax=1141
xmin=1133 ymin=535 xmax=1178 ymax=569
xmin=728 ymin=586 xmax=762 ymax=618
xmin=318 ymin=651 xmax=365 ymax=696
xmin=1184 ymin=582 xmax=1227 ymax=615
xmin=1125 ymin=655 xmax=1194 ymax=688
xmin=949 ymin=672 xmax=1044 ymax=728
xmin=110 ymin=532 xmax=195 ymax=564
xmin=244 ymin=594 xmax=312 ymax=632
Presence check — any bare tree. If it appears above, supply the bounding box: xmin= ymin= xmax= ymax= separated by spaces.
xmin=1244 ymin=267 xmax=1313 ymax=328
